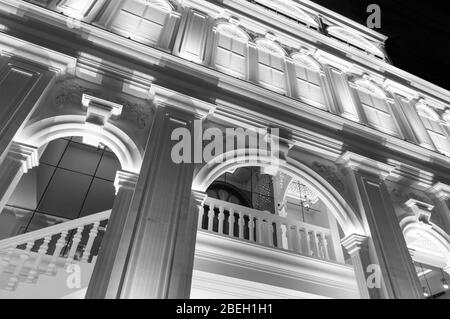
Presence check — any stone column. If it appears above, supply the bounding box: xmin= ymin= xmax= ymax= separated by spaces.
xmin=337 ymin=151 xmax=423 ymax=299
xmin=341 ymin=234 xmax=377 ymax=299
xmin=0 ymin=142 xmax=38 ymax=213
xmin=85 ymin=170 xmax=139 ymax=299
xmin=114 ymin=106 xmax=202 ymax=299
xmin=166 ymin=190 xmax=207 ymax=298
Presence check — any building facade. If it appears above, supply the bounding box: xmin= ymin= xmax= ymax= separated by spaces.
xmin=0 ymin=0 xmax=449 ymax=299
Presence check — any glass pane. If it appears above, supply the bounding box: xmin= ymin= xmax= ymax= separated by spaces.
xmin=37 ymin=168 xmax=92 ymax=219
xmin=40 ymin=138 xmax=69 ymax=166
xmin=96 ymin=151 xmax=121 ymax=181
xmin=80 ymin=178 xmax=116 ymax=217
xmin=59 ymin=141 xmax=102 ymax=176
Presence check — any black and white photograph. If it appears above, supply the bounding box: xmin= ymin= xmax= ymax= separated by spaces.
xmin=0 ymin=0 xmax=449 ymax=307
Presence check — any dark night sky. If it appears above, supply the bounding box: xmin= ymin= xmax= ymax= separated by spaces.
xmin=311 ymin=0 xmax=450 ymax=91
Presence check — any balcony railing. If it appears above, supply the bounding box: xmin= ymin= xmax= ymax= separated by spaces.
xmin=198 ymin=197 xmax=334 ymax=261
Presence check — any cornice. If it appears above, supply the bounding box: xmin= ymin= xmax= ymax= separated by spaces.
xmin=0 ymin=32 xmax=76 ymax=73
xmin=336 ymin=151 xmax=395 ymax=179
xmin=150 ymin=84 xmax=216 ymax=118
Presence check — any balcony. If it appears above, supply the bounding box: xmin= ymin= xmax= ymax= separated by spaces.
xmin=192 ymin=197 xmax=359 ymax=299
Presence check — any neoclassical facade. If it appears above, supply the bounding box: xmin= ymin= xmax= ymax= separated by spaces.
xmin=0 ymin=0 xmax=449 ymax=299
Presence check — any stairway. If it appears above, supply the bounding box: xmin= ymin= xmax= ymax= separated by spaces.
xmin=0 ymin=210 xmax=110 ymax=299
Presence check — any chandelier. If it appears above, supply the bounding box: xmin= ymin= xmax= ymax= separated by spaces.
xmin=287 ymin=180 xmax=319 ymax=209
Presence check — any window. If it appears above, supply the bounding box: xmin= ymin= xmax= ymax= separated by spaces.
xmin=0 ymin=137 xmax=120 ymax=239
xmin=110 ymin=0 xmax=172 ymax=45
xmin=353 ymin=78 xmax=399 ymax=136
xmin=256 ymin=39 xmax=286 ymax=93
xmin=214 ymin=23 xmax=249 ymax=79
xmin=292 ymin=54 xmax=325 ymax=109
xmin=417 ymin=103 xmax=450 ymax=155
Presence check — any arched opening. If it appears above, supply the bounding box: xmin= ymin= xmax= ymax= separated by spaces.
xmin=0 ymin=116 xmax=143 ymax=293
xmin=191 ymin=149 xmax=363 ymax=299
xmin=0 ymin=137 xmax=121 ymax=240
xmin=401 ymin=216 xmax=450 ymax=298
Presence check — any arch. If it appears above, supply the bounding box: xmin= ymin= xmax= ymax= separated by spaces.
xmin=14 ymin=115 xmax=143 ymax=174
xmin=255 ymin=38 xmax=286 ymax=57
xmin=147 ymin=0 xmax=174 ymax=12
xmin=261 ymin=0 xmax=318 ymax=27
xmin=416 ymin=101 xmax=440 ymax=121
xmin=291 ymin=52 xmax=322 ymax=71
xmin=215 ymin=22 xmax=250 ymax=42
xmin=351 ymin=76 xmax=387 ymax=99
xmin=327 ymin=26 xmax=385 ymax=58
xmin=192 ymin=148 xmax=364 ymax=236
xmin=400 ymin=215 xmax=450 ymax=268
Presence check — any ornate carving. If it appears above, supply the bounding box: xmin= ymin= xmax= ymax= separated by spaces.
xmin=116 ymin=97 xmax=153 ymax=129
xmin=391 ymin=188 xmax=433 ymax=205
xmin=312 ymin=162 xmax=345 ymax=192
xmin=54 ymin=77 xmax=101 ymax=108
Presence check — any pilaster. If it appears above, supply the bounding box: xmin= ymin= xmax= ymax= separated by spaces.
xmin=85 ymin=170 xmax=139 ymax=299
xmin=337 ymin=151 xmax=423 ymax=299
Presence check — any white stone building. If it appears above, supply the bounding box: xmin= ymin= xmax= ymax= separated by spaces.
xmin=0 ymin=0 xmax=449 ymax=299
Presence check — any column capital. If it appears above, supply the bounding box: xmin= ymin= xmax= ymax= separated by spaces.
xmin=428 ymin=182 xmax=450 ymax=201
xmin=341 ymin=233 xmax=369 ymax=255
xmin=8 ymin=142 xmax=39 ymax=173
xmin=191 ymin=190 xmax=207 ymax=206
xmin=114 ymin=170 xmax=139 ymax=194
xmin=336 ymin=151 xmax=395 ymax=180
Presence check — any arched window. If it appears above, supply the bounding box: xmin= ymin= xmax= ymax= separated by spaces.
xmin=213 ymin=23 xmax=250 ymax=79
xmin=253 ymin=0 xmax=318 ymax=29
xmin=351 ymin=77 xmax=400 ymax=136
xmin=327 ymin=26 xmax=385 ymax=59
xmin=416 ymin=101 xmax=450 ymax=155
xmin=292 ymin=53 xmax=326 ymax=109
xmin=255 ymin=38 xmax=287 ymax=93
xmin=110 ymin=0 xmax=173 ymax=46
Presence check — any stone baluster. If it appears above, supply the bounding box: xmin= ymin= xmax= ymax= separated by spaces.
xmin=27 ymin=236 xmax=51 ymax=282
xmin=248 ymin=216 xmax=255 ymax=242
xmin=47 ymin=230 xmax=68 ymax=275
xmin=81 ymin=221 xmax=100 ymax=263
xmin=7 ymin=242 xmax=33 ymax=290
xmin=322 ymin=234 xmax=330 ymax=260
xmin=305 ymin=230 xmax=312 ymax=256
xmin=312 ymin=231 xmax=320 ymax=258
xmin=0 ymin=247 xmax=14 ymax=276
xmin=66 ymin=226 xmax=83 ymax=266
xmin=255 ymin=217 xmax=263 ymax=244
xmin=275 ymin=221 xmax=283 ymax=248
xmin=267 ymin=220 xmax=274 ymax=247
xmin=207 ymin=204 xmax=215 ymax=232
xmin=228 ymin=209 xmax=235 ymax=237
xmin=217 ymin=206 xmax=225 ymax=235
xmin=238 ymin=212 xmax=245 ymax=239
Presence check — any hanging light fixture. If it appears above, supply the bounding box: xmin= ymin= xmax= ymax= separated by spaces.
xmin=287 ymin=181 xmax=319 ymax=210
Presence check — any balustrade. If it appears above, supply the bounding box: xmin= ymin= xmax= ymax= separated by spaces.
xmin=199 ymin=197 xmax=334 ymax=261
xmin=0 ymin=210 xmax=110 ymax=291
